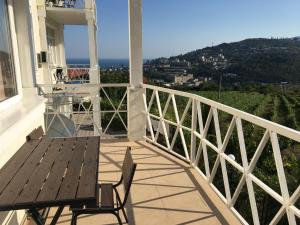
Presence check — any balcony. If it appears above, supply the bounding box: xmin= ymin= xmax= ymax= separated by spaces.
xmin=19 ymin=0 xmax=299 ymax=224
xmin=44 ymin=0 xmax=95 ymax=25
xmin=36 ymin=82 xmax=300 ymax=225
xmin=45 ymin=0 xmax=85 ymax=9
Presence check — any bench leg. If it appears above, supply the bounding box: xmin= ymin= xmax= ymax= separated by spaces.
xmin=28 ymin=206 xmax=64 ymax=225
xmin=49 ymin=206 xmax=64 ymax=225
xmin=121 ymin=207 xmax=128 ymax=223
xmin=71 ymin=212 xmax=78 ymax=225
xmin=112 ymin=212 xmax=122 ymax=225
xmin=28 ymin=209 xmax=45 ymax=225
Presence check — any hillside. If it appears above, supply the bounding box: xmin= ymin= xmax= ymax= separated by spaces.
xmin=153 ymin=38 xmax=300 ymax=83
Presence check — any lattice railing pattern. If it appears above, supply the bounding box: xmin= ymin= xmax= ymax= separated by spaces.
xmin=100 ymin=85 xmax=128 ymax=136
xmin=66 ymin=65 xmax=90 ymax=84
xmin=38 ymin=83 xmax=128 ymax=138
xmin=142 ymin=84 xmax=300 ymax=225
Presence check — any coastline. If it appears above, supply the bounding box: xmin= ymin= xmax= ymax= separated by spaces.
xmin=67 ymin=58 xmax=150 ymax=69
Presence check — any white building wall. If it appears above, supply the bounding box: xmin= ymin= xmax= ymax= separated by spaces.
xmin=0 ymin=1 xmax=46 ymax=225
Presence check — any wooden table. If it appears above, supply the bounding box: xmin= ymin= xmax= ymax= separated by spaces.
xmin=0 ymin=136 xmax=100 ymax=225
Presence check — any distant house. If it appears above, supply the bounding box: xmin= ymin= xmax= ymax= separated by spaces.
xmin=166 ymin=73 xmax=194 ymax=85
xmin=175 ymin=74 xmax=193 ymax=84
xmin=158 ymin=64 xmax=171 ymax=69
xmin=170 ymin=61 xmax=191 ymax=68
xmin=164 ymin=68 xmax=187 ymax=74
xmin=224 ymin=73 xmax=238 ymax=78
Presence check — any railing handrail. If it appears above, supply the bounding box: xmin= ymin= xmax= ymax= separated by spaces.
xmin=67 ymin=64 xmax=91 ymax=68
xmin=49 ymin=64 xmax=90 ymax=67
xmin=37 ymin=83 xmax=130 ymax=88
xmin=143 ymin=84 xmax=300 ymax=225
xmin=45 ymin=0 xmax=89 ymax=9
xmin=142 ymin=84 xmax=300 ymax=142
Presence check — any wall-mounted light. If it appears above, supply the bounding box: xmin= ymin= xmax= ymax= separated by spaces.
xmin=37 ymin=51 xmax=48 ymax=68
xmin=41 ymin=51 xmax=47 ymax=63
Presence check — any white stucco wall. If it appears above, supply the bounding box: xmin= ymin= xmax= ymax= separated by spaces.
xmin=0 ymin=1 xmax=46 ymax=225
xmin=0 ymin=89 xmax=45 ymax=225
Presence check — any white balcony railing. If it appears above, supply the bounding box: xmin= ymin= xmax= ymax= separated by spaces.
xmin=37 ymin=82 xmax=299 ymax=225
xmin=38 ymin=83 xmax=128 ymax=138
xmin=45 ymin=0 xmax=86 ymax=9
xmin=142 ymin=84 xmax=300 ymax=225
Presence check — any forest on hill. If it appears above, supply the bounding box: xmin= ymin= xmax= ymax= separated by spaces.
xmin=155 ymin=38 xmax=300 ymax=83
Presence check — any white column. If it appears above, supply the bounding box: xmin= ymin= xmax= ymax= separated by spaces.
xmin=29 ymin=0 xmax=43 ymax=84
xmin=57 ymin=25 xmax=66 ymax=67
xmin=86 ymin=9 xmax=101 ymax=135
xmin=128 ymin=0 xmax=145 ymax=141
xmin=13 ymin=0 xmax=35 ymax=88
xmin=38 ymin=9 xmax=52 ymax=85
xmin=87 ymin=18 xmax=99 ymax=83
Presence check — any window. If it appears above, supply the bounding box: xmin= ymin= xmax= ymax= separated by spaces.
xmin=0 ymin=0 xmax=17 ymax=102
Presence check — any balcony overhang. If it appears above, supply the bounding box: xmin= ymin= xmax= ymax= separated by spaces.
xmin=46 ymin=8 xmax=87 ymax=25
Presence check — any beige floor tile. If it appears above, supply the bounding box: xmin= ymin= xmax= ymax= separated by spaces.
xmin=25 ymin=139 xmax=242 ymax=225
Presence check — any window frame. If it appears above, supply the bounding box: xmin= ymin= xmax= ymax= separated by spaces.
xmin=0 ymin=0 xmax=23 ymax=111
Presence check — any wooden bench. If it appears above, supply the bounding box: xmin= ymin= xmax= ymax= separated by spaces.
xmin=26 ymin=126 xmax=44 ymax=141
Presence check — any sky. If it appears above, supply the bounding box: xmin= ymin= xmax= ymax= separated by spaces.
xmin=64 ymin=0 xmax=300 ymax=59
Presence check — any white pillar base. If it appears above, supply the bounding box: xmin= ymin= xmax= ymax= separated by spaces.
xmin=128 ymin=87 xmax=145 ymax=141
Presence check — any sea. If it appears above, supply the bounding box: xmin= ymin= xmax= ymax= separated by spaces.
xmin=67 ymin=58 xmax=150 ymax=69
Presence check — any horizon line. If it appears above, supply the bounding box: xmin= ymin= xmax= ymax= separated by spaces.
xmin=66 ymin=58 xmax=153 ymax=60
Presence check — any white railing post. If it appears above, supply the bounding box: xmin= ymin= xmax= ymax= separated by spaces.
xmin=236 ymin=117 xmax=260 ymax=225
xmin=190 ymin=99 xmax=197 ymax=164
xmin=154 ymin=90 xmax=171 ymax=149
xmin=270 ymin=132 xmax=297 ymax=225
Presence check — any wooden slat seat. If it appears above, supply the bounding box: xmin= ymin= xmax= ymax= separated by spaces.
xmin=100 ymin=184 xmax=114 ymax=209
xmin=26 ymin=126 xmax=44 ymax=141
xmin=70 ymin=147 xmax=137 ymax=225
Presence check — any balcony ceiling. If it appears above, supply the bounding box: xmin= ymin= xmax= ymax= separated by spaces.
xmin=46 ymin=8 xmax=87 ymax=25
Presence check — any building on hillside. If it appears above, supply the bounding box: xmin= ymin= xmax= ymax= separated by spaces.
xmin=164 ymin=68 xmax=187 ymax=74
xmin=166 ymin=73 xmax=193 ymax=85
xmin=170 ymin=60 xmax=191 ymax=68
xmin=174 ymin=73 xmax=193 ymax=84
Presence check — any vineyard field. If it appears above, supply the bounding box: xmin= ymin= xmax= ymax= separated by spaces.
xmin=144 ymin=86 xmax=300 ymax=225
xmin=192 ymin=91 xmax=300 ymax=131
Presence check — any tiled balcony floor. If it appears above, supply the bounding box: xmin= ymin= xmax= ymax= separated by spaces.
xmin=26 ymin=139 xmax=242 ymax=225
